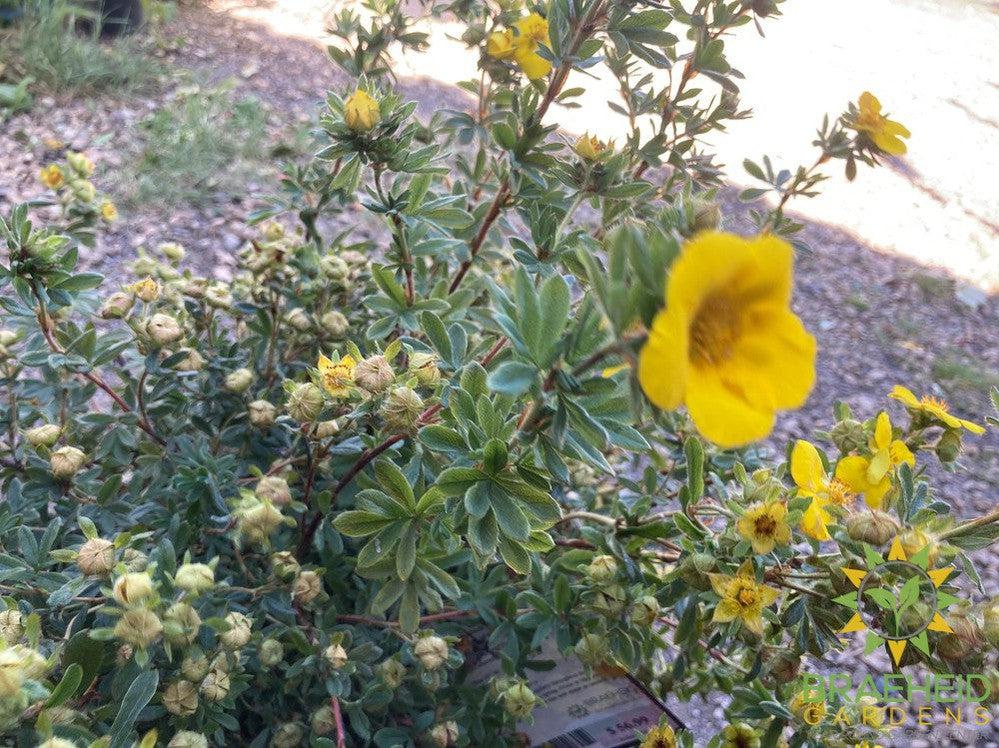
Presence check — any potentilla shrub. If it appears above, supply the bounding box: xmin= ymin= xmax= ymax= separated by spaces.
xmin=0 ymin=1 xmax=996 ymax=747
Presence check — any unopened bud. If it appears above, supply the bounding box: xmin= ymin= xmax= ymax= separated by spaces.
xmin=123 ymin=547 xmax=148 ymax=572
xmin=574 ymin=633 xmax=606 ymax=666
xmin=382 ymin=386 xmax=424 ymax=432
xmin=77 ymin=538 xmax=115 ymax=575
xmin=256 ymin=476 xmax=292 ymax=507
xmin=168 ymin=732 xmax=209 ymax=748
xmin=900 ymin=528 xmax=939 ymax=566
xmin=259 ymin=638 xmax=284 ymax=667
xmin=830 ymin=419 xmax=868 ymax=454
xmin=146 ymin=313 xmax=183 ymax=346
xmin=0 ymin=610 xmax=23 ymax=644
xmin=846 ymin=510 xmax=900 ymax=546
xmin=690 ymin=198 xmax=721 ymax=232
xmin=100 ymin=291 xmax=135 ymax=319
xmin=324 ymin=643 xmax=348 ymax=669
xmin=586 ymin=554 xmax=618 ymax=584
xmin=286 ymin=382 xmax=324 ymax=422
xmin=181 ymin=650 xmax=210 ymax=681
xmin=285 ymin=308 xmax=312 ymax=332
xmin=114 ymin=609 xmax=163 ymax=649
xmin=200 ymin=669 xmax=231 ymax=701
xmin=428 ymin=721 xmax=459 ymax=748
xmin=292 ymin=569 xmax=322 ymax=604
xmin=66 ymin=151 xmax=95 ymax=177
xmin=270 ymin=551 xmax=301 ymax=581
xmin=248 ymin=400 xmax=277 ymax=428
xmin=344 ymin=89 xmax=380 ymax=132
xmin=174 ymin=348 xmax=206 ymax=372
xmin=25 ymin=423 xmax=61 ymax=447
xmin=204 ymin=284 xmax=232 ymax=309
xmin=320 ymin=310 xmax=349 ymax=338
xmin=220 ymin=612 xmax=252 ymax=650
xmin=128 ymin=277 xmax=160 ymax=302
xmin=312 ymin=419 xmax=340 ymax=439
xmin=225 ymin=368 xmax=254 ymax=394
xmin=502 ymin=682 xmax=539 ymax=719
xmin=70 ymin=179 xmax=96 ymax=203
xmin=113 ymin=572 xmax=155 ymax=606
xmin=320 ymin=255 xmax=349 ymax=282
xmin=629 ymin=595 xmax=659 ymax=627
xmin=409 ymin=352 xmax=441 ymax=388
xmin=936 ymin=430 xmax=962 ymax=464
xmin=50 ymin=445 xmax=86 ymax=479
xmin=378 ymin=658 xmax=406 ymax=688
xmin=237 ymin=500 xmax=284 ymax=546
xmin=175 ymin=562 xmax=214 ymax=594
xmin=355 ymin=355 xmax=394 ymax=394
xmin=159 ymin=242 xmax=186 ymax=263
xmin=163 ymin=679 xmax=199 ymax=716
xmin=270 ymin=722 xmax=305 ymax=748
xmin=413 ymin=635 xmax=449 ymax=670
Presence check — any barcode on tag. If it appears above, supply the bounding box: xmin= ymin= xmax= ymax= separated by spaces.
xmin=547 ymin=728 xmax=597 ymax=748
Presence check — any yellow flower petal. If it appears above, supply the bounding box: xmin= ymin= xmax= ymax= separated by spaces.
xmin=801 ymin=498 xmax=832 ymax=541
xmin=874 ymin=412 xmax=892 ymax=450
xmin=685 ymin=368 xmax=775 ymax=448
xmin=958 ymin=418 xmax=986 ymax=435
xmin=513 ymin=45 xmax=551 ymax=80
xmin=889 ymin=385 xmax=920 ymax=408
xmin=637 ymin=308 xmax=688 ymax=410
xmin=712 ymin=598 xmax=741 ymax=623
xmin=791 ymin=440 xmax=824 ymax=492
xmin=859 ymin=91 xmax=882 ymax=114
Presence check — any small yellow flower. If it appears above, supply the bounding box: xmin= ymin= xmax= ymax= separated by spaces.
xmin=101 ymin=201 xmax=118 ymax=222
xmin=486 ymin=29 xmax=516 ymax=60
xmin=512 ymin=13 xmax=552 ymax=80
xmin=318 ymin=353 xmax=356 ymax=397
xmin=40 ymin=164 xmax=65 ymax=190
xmin=127 ymin=277 xmax=160 ymax=303
xmin=709 ymin=560 xmax=779 ymax=635
xmin=834 ymin=412 xmax=914 ymax=509
xmin=574 ymin=132 xmax=613 ymax=161
xmin=736 ymin=501 xmax=791 ymax=555
xmin=344 ymin=89 xmax=380 ymax=132
xmin=791 ymin=440 xmax=854 ymax=541
xmin=854 ymin=92 xmax=910 ymax=156
xmin=639 ymin=724 xmax=677 ymax=748
xmin=889 ymin=385 xmax=985 ymax=434
xmin=637 ymin=232 xmax=816 ymax=448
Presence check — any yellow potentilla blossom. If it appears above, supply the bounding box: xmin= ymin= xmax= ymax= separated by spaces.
xmin=318 ymin=353 xmax=356 ymax=397
xmin=486 ymin=29 xmax=516 ymax=60
xmin=637 ymin=232 xmax=817 ymax=448
xmin=512 ymin=13 xmax=552 ymax=80
xmin=127 ymin=277 xmax=160 ymax=303
xmin=709 ymin=560 xmax=779 ymax=635
xmin=639 ymin=724 xmax=677 ymax=748
xmin=101 ymin=201 xmax=118 ymax=222
xmin=855 ymin=92 xmax=910 ymax=156
xmin=834 ymin=412 xmax=914 ymax=509
xmin=791 ymin=440 xmax=855 ymax=541
xmin=889 ymin=385 xmax=985 ymax=434
xmin=344 ymin=90 xmax=380 ymax=132
xmin=574 ymin=132 xmax=613 ymax=161
xmin=736 ymin=501 xmax=791 ymax=555
xmin=40 ymin=164 xmax=65 ymax=190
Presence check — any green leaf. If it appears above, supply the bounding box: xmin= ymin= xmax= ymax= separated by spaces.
xmin=396 ymin=522 xmax=417 ymax=581
xmin=109 ymin=670 xmax=158 ymax=748
xmin=62 ymin=631 xmax=105 ymax=696
xmin=536 ymin=273 xmax=570 ymax=367
xmin=483 ymin=439 xmax=508 ymax=474
xmin=374 ymin=460 xmax=416 ymax=510
xmin=498 ymin=538 xmax=531 ymax=574
xmin=487 ymin=360 xmax=538 ymax=396
xmin=419 ymin=425 xmax=466 ymax=453
xmin=435 ymin=467 xmax=485 ymax=496
xmin=45 ymin=663 xmax=83 ymax=707
xmin=333 ymin=511 xmax=396 ymax=537
xmin=490 ymin=493 xmax=531 ymax=542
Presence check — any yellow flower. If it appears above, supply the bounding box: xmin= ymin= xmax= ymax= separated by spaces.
xmin=639 ymin=724 xmax=677 ymax=748
xmin=101 ymin=201 xmax=118 ymax=222
xmin=127 ymin=277 xmax=160 ymax=303
xmin=486 ymin=29 xmax=516 ymax=60
xmin=791 ymin=440 xmax=855 ymax=541
xmin=39 ymin=164 xmax=65 ymax=190
xmin=709 ymin=560 xmax=779 ymax=635
xmin=854 ymin=92 xmax=910 ymax=156
xmin=637 ymin=232 xmax=816 ymax=448
xmin=574 ymin=132 xmax=613 ymax=161
xmin=736 ymin=501 xmax=791 ymax=555
xmin=889 ymin=385 xmax=985 ymax=434
xmin=318 ymin=353 xmax=356 ymax=397
xmin=512 ymin=13 xmax=552 ymax=80
xmin=344 ymin=89 xmax=380 ymax=132
xmin=834 ymin=412 xmax=914 ymax=509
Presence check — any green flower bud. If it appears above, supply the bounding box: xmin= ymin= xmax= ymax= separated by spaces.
xmin=830 ymin=418 xmax=868 ymax=454
xmin=381 ymin=386 xmax=424 ymax=433
xmin=690 ymin=198 xmax=722 ymax=232
xmin=630 ymin=595 xmax=660 ymax=627
xmin=573 ymin=633 xmax=607 ymax=666
xmin=70 ymin=179 xmax=96 ymax=203
xmin=113 ymin=572 xmax=154 ymax=606
xmin=845 ymin=510 xmax=900 ymax=546
xmin=312 ymin=419 xmax=340 ymax=440
xmin=586 ymin=554 xmax=618 ymax=584
xmin=175 ymin=562 xmax=214 ymax=594
xmin=721 ymin=722 xmax=761 ymax=748
xmin=428 ymin=720 xmax=459 ymax=748
xmin=938 ymin=610 xmax=980 ymax=661
xmin=292 ymin=570 xmax=323 ymax=603
xmin=204 ymin=283 xmax=232 ymax=309
xmin=36 ymin=739 xmax=76 ymax=748
xmin=237 ymin=499 xmax=284 ymax=546
xmin=168 ymin=731 xmax=209 ymax=748
xmin=311 ymin=705 xmax=336 ymax=736
xmin=200 ymin=669 xmax=231 ymax=701
xmin=181 ymin=649 xmax=211 ymax=681
xmin=24 ymin=423 xmax=61 ymax=448
xmin=256 ymin=476 xmax=292 ymax=507
xmin=259 ymin=638 xmax=284 ymax=667
xmin=163 ymin=679 xmax=199 ymax=716
xmin=66 ymin=151 xmax=94 ymax=176
xmin=225 ymin=368 xmax=254 ymax=393
xmin=159 ymin=242 xmax=186 ymax=263
xmin=378 ymin=658 xmax=406 ymax=688
xmin=270 ymin=551 xmax=301 ymax=581
xmin=286 ymin=382 xmax=324 ymax=422
xmin=0 ymin=649 xmax=24 ymax=697
xmin=146 ymin=313 xmax=184 ymax=346
xmin=174 ymin=348 xmax=206 ymax=372
xmin=502 ymin=682 xmax=539 ymax=719
xmin=354 ymin=355 xmax=394 ymax=394
xmin=0 ymin=610 xmax=23 ymax=644
xmin=248 ymin=400 xmax=277 ymax=429
xmin=220 ymin=612 xmax=253 ymax=650
xmin=320 ymin=254 xmax=349 ymax=282
xmin=123 ymin=547 xmax=148 ymax=572
xmin=320 ymin=310 xmax=349 ymax=338
xmin=324 ymin=643 xmax=348 ymax=669
xmin=50 ymin=445 xmax=86 ymax=479
xmin=413 ymin=635 xmax=449 ymax=670
xmin=99 ymin=291 xmax=136 ymax=320
xmin=0 ymin=330 xmax=16 ymax=346
xmin=271 ymin=722 xmax=305 ymax=748
xmin=409 ymin=352 xmax=441 ymax=388
xmin=936 ymin=429 xmax=962 ymax=464
xmin=164 ymin=602 xmax=202 ymax=647
xmin=114 ymin=608 xmax=163 ymax=649
xmin=285 ymin=308 xmax=312 ymax=332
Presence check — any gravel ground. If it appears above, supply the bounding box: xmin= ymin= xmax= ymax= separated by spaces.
xmin=1 ymin=1 xmax=997 ymax=744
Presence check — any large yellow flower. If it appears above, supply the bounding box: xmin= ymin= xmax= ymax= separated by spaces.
xmin=855 ymin=92 xmax=910 ymax=156
xmin=834 ymin=412 xmax=914 ymax=509
xmin=318 ymin=353 xmax=356 ymax=397
xmin=709 ymin=560 xmax=779 ymax=635
xmin=486 ymin=29 xmax=516 ymax=60
xmin=889 ymin=385 xmax=985 ymax=434
xmin=637 ymin=232 xmax=817 ymax=448
xmin=39 ymin=164 xmax=65 ymax=190
xmin=639 ymin=724 xmax=677 ymax=748
xmin=791 ymin=440 xmax=855 ymax=541
xmin=512 ymin=13 xmax=552 ymax=80
xmin=344 ymin=90 xmax=380 ymax=133
xmin=736 ymin=501 xmax=791 ymax=555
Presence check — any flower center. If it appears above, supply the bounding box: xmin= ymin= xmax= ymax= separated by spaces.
xmin=753 ymin=515 xmax=777 ymax=538
xmin=823 ymin=479 xmax=854 ymax=507
xmin=921 ymin=395 xmax=949 ymax=412
xmin=737 ymin=586 xmax=758 ymax=607
xmin=689 ymin=294 xmax=741 ymax=366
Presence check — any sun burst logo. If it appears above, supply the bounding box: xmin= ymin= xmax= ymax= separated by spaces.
xmin=834 ymin=537 xmax=959 ymax=666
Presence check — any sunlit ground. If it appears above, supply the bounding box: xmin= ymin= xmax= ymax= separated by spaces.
xmin=218 ymin=0 xmax=998 ymax=290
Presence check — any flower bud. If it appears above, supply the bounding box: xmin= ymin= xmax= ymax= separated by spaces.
xmin=271 ymin=551 xmax=301 ymax=581
xmin=574 ymin=633 xmax=606 ymax=666
xmin=311 ymin=705 xmax=336 ymax=735
xmin=116 ymin=644 xmax=134 ymax=666
xmin=159 ymin=242 xmax=186 ymax=263
xmin=248 ymin=400 xmax=277 ymax=429
xmin=355 ymin=355 xmax=394 ymax=394
xmin=181 ymin=650 xmax=211 ymax=681
xmin=378 ymin=658 xmax=406 ymax=688
xmin=630 ymin=595 xmax=659 ymax=627
xmin=382 ymin=386 xmax=424 ymax=432
xmin=409 ymin=352 xmax=441 ymax=388
xmin=146 ymin=313 xmax=183 ymax=346
xmin=262 ymin=222 xmax=285 ymax=241
xmin=690 ymin=198 xmax=722 ymax=232
xmin=938 ymin=610 xmax=980 ymax=661
xmin=936 ymin=429 xmax=962 ymax=464
xmin=762 ymin=647 xmax=801 ymax=686
xmin=574 ymin=133 xmax=611 ymax=161
xmin=721 ymin=722 xmax=761 ymax=748
xmin=586 ymin=554 xmax=618 ymax=584
xmin=900 ymin=528 xmax=939 ymax=566
xmin=123 ymin=547 xmax=148 ymax=572
xmin=257 ymin=476 xmax=292 ymax=507
xmin=113 ymin=572 xmax=155 ymax=607
xmin=271 ymin=722 xmax=305 ymax=748
xmin=320 ymin=310 xmax=349 ymax=338
xmin=77 ymin=538 xmax=115 ymax=575
xmin=286 ymin=382 xmax=324 ymax=422
xmin=0 ymin=610 xmax=23 ymax=644
xmin=39 ymin=164 xmax=65 ymax=189
xmin=292 ymin=569 xmax=322 ymax=604
xmin=324 ymin=643 xmax=348 ymax=669
xmin=312 ymin=419 xmax=340 ymax=439
xmin=128 ymin=277 xmax=160 ymax=302
xmin=36 ymin=739 xmax=76 ymax=748
xmin=168 ymin=731 xmax=209 ymax=748
xmin=200 ymin=669 xmax=231 ymax=701
xmin=984 ymin=600 xmax=999 ymax=648
xmin=413 ymin=635 xmax=449 ymax=670
xmin=285 ymin=308 xmax=312 ymax=332
xmin=114 ymin=608 xmax=163 ymax=649
xmin=24 ymin=423 xmax=61 ymax=448
xmin=830 ymin=418 xmax=868 ymax=454
xmin=259 ymin=638 xmax=284 ymax=667
xmin=320 ymin=255 xmax=349 ymax=282
xmin=845 ymin=510 xmax=899 ymax=546
xmin=205 ymin=284 xmax=232 ymax=309
xmin=502 ymin=682 xmax=539 ymax=719
xmin=70 ymin=179 xmax=96 ymax=203
xmin=344 ymin=89 xmax=380 ymax=132
xmin=174 ymin=348 xmax=206 ymax=372
xmin=99 ymin=290 xmax=135 ymax=319
xmin=220 ymin=612 xmax=253 ymax=650
xmin=225 ymin=368 xmax=254 ymax=393
xmin=50 ymin=445 xmax=86 ymax=479
xmin=0 ymin=650 xmax=24 ymax=698
xmin=237 ymin=500 xmax=284 ymax=546
xmin=428 ymin=721 xmax=459 ymax=748
xmin=66 ymin=151 xmax=95 ymax=177
xmin=163 ymin=679 xmax=199 ymax=716
xmin=175 ymin=562 xmax=214 ymax=594
xmin=0 ymin=330 xmax=17 ymax=346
